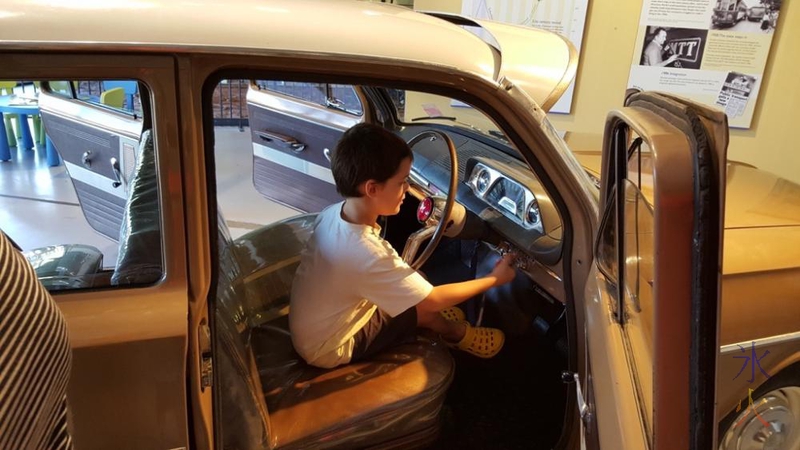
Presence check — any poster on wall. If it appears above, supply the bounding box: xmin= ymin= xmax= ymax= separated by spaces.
xmin=628 ymin=0 xmax=782 ymax=128
xmin=460 ymin=0 xmax=589 ymax=114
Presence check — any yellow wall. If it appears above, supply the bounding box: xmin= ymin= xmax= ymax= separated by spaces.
xmin=415 ymin=0 xmax=800 ymax=183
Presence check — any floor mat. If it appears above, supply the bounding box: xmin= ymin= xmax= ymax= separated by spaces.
xmin=429 ymin=331 xmax=567 ymax=450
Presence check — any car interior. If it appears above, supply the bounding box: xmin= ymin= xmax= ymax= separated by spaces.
xmin=208 ymin=79 xmax=572 ymax=449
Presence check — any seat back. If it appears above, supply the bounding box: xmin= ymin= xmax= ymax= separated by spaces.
xmin=111 ymin=129 xmax=162 ymax=285
xmin=213 ymin=214 xmax=317 ymax=450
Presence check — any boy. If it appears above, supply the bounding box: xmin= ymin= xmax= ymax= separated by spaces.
xmin=289 ymin=123 xmax=516 ymax=369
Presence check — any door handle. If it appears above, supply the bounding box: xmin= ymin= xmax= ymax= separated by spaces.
xmin=324 ymin=148 xmax=331 ymax=162
xmin=255 ymin=130 xmax=306 ymax=153
xmin=81 ymin=150 xmax=92 ymax=168
xmin=110 ymin=157 xmax=123 ymax=188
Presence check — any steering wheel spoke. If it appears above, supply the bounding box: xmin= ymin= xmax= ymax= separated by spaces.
xmin=401 ymin=225 xmax=436 ymax=265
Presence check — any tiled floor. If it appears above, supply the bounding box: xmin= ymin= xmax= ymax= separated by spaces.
xmin=0 ymin=125 xmax=296 ymax=267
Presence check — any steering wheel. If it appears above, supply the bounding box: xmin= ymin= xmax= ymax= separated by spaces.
xmin=401 ymin=130 xmax=458 ymax=270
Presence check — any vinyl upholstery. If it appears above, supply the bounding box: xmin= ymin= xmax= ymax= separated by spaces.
xmin=216 ymin=215 xmax=455 ymax=449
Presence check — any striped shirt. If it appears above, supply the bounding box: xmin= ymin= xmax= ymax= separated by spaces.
xmin=0 ymin=231 xmax=73 ymax=450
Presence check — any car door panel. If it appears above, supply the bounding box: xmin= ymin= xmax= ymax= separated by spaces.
xmin=594 ymin=91 xmax=727 ymax=449
xmin=247 ymin=84 xmax=361 ymax=213
xmin=40 ymin=92 xmax=142 ymax=240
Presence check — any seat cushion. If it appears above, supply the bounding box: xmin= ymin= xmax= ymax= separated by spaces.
xmin=251 ymin=317 xmax=454 ymax=450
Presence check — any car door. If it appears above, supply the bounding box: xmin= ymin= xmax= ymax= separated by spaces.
xmin=590 ymin=91 xmax=728 ymax=449
xmin=245 ymin=81 xmax=364 ymax=212
xmin=39 ymin=81 xmax=144 ymax=240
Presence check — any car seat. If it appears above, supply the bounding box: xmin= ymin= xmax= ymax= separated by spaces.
xmin=214 ymin=215 xmax=455 ymax=449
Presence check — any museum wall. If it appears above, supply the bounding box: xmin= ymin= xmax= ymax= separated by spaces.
xmin=415 ymin=0 xmax=800 ymax=183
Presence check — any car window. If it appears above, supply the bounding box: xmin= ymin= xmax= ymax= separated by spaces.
xmin=0 ymin=78 xmax=162 ymax=291
xmin=47 ymin=80 xmax=140 ymax=117
xmin=595 ymin=129 xmax=656 ymax=440
xmin=253 ymin=80 xmax=363 ymax=116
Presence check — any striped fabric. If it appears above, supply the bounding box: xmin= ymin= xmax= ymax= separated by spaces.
xmin=0 ymin=231 xmax=73 ymax=450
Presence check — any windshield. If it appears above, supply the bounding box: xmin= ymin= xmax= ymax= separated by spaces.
xmin=386 ymin=86 xmax=600 ymax=210
xmin=387 ymin=89 xmax=514 ymax=148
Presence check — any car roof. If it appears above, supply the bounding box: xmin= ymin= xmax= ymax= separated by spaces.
xmin=0 ymin=0 xmax=576 ymax=111
xmin=2 ymin=1 xmax=496 ymax=78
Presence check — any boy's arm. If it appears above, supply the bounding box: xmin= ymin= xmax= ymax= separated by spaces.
xmin=417 ymin=253 xmax=516 ymax=313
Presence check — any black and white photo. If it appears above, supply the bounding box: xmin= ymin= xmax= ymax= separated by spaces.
xmin=640 ymin=27 xmax=708 ymax=70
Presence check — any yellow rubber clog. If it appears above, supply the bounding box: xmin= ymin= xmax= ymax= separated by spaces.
xmin=453 ymin=322 xmax=504 ymax=358
xmin=440 ymin=307 xmax=466 ymax=322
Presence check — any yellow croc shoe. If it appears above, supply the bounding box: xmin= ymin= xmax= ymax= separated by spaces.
xmin=453 ymin=323 xmax=505 ymax=358
xmin=440 ymin=307 xmax=466 ymax=322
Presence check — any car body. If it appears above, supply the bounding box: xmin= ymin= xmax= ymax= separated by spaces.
xmin=1 ymin=1 xmax=797 ymax=450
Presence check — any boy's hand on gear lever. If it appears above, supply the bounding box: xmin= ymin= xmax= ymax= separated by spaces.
xmin=490 ymin=253 xmax=517 ymax=286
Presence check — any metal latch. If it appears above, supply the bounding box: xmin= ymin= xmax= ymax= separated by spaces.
xmin=199 ymin=322 xmax=213 ymax=389
xmin=562 ymin=371 xmax=592 ymax=425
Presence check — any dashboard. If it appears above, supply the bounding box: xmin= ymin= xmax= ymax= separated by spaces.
xmin=402 ymin=125 xmax=564 ymax=267
xmin=468 ymin=161 xmax=542 ymax=233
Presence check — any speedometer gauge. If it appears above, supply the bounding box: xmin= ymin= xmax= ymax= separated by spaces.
xmin=476 ymin=169 xmax=491 ymax=193
xmin=526 ymin=200 xmax=540 ymax=225
xmin=486 ymin=179 xmax=525 ymax=219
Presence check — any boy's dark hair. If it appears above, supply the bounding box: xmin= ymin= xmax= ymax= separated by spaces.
xmin=331 ymin=123 xmax=413 ymax=197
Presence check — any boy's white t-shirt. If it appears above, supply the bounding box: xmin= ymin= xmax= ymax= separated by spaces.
xmin=289 ymin=201 xmax=433 ymax=368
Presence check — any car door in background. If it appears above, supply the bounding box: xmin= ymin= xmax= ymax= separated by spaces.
xmin=246 ymin=81 xmax=363 ymax=213
xmin=39 ymin=81 xmax=144 ymax=240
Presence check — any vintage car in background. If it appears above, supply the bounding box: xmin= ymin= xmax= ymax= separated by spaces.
xmin=2 ymin=1 xmax=797 ymax=450
xmin=748 ymin=5 xmax=768 ymax=21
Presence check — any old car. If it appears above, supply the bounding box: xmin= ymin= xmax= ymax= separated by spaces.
xmin=748 ymin=5 xmax=768 ymax=21
xmin=2 ymin=1 xmax=797 ymax=449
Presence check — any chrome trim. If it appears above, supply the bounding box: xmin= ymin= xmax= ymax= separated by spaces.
xmin=401 ymin=225 xmax=436 ymax=265
xmin=721 ymin=331 xmax=800 ymax=355
xmin=409 ymin=168 xmax=430 ymax=190
xmin=247 ymin=83 xmax=361 ymax=131
xmin=467 ymin=162 xmax=541 ymax=230
xmin=64 ymin=161 xmax=127 ymax=199
xmin=253 ymin=143 xmax=335 ymax=185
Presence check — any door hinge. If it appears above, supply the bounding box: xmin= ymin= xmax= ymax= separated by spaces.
xmin=199 ymin=322 xmax=213 ymax=389
xmin=562 ymin=371 xmax=593 ymax=428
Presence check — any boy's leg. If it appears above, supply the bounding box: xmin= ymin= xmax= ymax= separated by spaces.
xmin=416 ymin=306 xmax=466 ymax=344
xmin=350 ymin=308 xmax=418 ymax=363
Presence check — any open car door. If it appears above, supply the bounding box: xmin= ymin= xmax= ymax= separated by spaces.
xmin=245 ymin=81 xmax=364 ymax=212
xmin=39 ymin=81 xmax=144 ymax=240
xmin=594 ymin=91 xmax=728 ymax=449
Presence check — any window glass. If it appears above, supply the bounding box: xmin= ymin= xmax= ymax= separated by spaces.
xmin=254 ymin=81 xmax=363 ymax=116
xmin=621 ymin=178 xmax=655 ymax=438
xmin=595 ymin=125 xmax=656 ymax=440
xmin=256 ymin=80 xmax=327 ymax=105
xmin=0 ymin=78 xmax=161 ymax=291
xmin=328 ymin=84 xmax=363 ymax=115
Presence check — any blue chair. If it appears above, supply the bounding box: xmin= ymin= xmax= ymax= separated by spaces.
xmin=102 ymin=80 xmax=137 ymax=111
xmin=0 ymin=81 xmax=18 ymax=148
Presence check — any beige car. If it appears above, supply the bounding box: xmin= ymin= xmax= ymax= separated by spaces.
xmin=2 ymin=1 xmax=798 ymax=450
